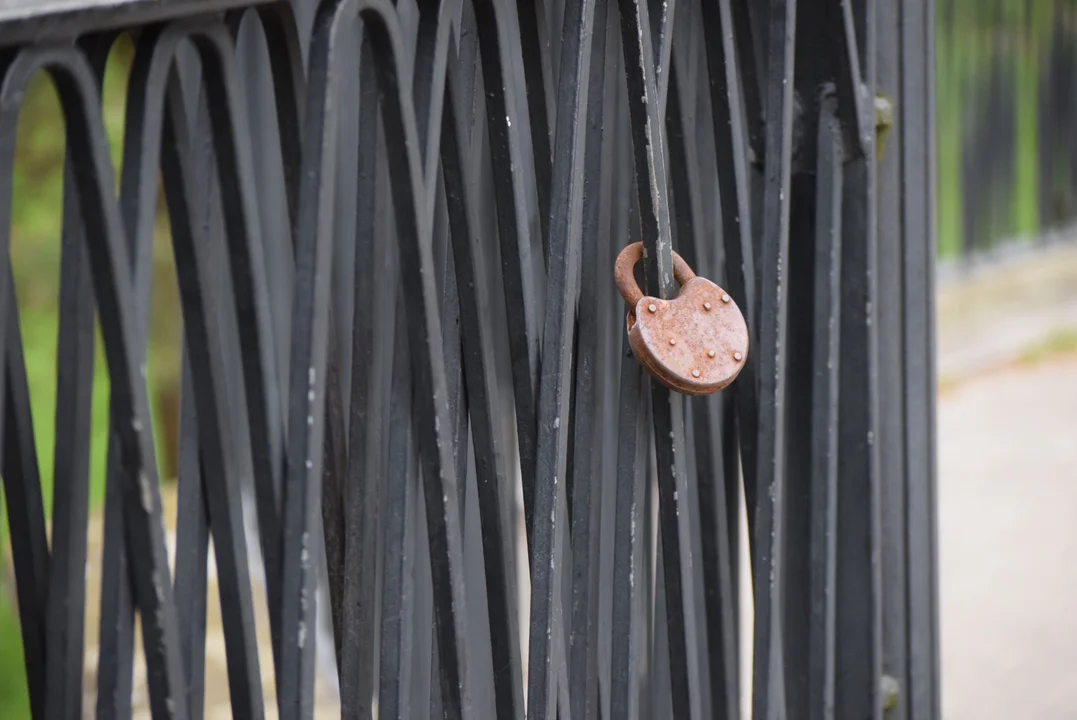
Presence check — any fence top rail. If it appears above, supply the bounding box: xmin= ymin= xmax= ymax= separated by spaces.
xmin=0 ymin=0 xmax=272 ymax=46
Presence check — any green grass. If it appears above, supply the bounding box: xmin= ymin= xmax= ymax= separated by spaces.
xmin=0 ymin=596 xmax=30 ymax=719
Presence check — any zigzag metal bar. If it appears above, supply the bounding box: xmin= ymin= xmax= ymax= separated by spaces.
xmin=617 ymin=0 xmax=707 ymax=714
xmin=378 ymin=306 xmax=418 ymax=719
xmin=699 ymin=0 xmax=760 ymax=531
xmin=44 ymin=38 xmax=114 ymax=720
xmin=0 ymin=43 xmax=190 ymax=720
xmin=337 ymin=40 xmax=390 ymax=718
xmin=468 ymin=0 xmax=547 ymax=556
xmin=564 ymin=0 xmax=610 ymax=715
xmin=442 ymin=53 xmax=526 ymax=718
xmin=300 ymin=2 xmax=475 ymax=716
xmin=665 ymin=45 xmax=739 ymax=720
xmin=118 ymin=26 xmax=281 ymax=717
xmin=525 ymin=0 xmax=598 ymax=714
xmin=336 ymin=40 xmax=386 ymax=718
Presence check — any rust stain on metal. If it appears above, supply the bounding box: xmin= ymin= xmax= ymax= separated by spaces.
xmin=614 ymin=241 xmax=750 ymax=396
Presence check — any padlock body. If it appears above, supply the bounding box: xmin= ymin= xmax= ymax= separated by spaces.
xmin=627 ymin=277 xmax=749 ymax=396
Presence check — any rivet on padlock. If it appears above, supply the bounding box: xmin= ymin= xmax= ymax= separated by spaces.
xmin=614 ymin=241 xmax=749 ymax=396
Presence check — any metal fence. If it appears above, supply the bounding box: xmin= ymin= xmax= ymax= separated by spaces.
xmin=938 ymin=0 xmax=1077 ymax=259
xmin=0 ymin=0 xmax=939 ymax=718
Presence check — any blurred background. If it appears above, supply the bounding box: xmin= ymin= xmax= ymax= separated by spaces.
xmin=936 ymin=1 xmax=1077 ymax=718
xmin=0 ymin=0 xmax=1075 ymax=716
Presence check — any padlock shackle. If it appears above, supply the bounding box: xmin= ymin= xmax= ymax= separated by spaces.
xmin=614 ymin=241 xmax=696 ymax=307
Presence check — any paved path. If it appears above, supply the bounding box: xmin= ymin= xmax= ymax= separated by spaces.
xmin=939 ymin=353 xmax=1077 ymax=719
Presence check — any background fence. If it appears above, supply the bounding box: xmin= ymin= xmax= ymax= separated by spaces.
xmin=938 ymin=0 xmax=1077 ymax=259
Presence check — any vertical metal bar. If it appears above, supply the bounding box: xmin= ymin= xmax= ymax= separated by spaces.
xmin=615 ymin=0 xmax=675 ymax=298
xmin=665 ymin=22 xmax=716 ymax=713
xmin=246 ymin=4 xmax=310 ymax=666
xmin=514 ymin=0 xmax=555 ymax=252
xmin=97 ymin=45 xmax=179 ymax=720
xmin=902 ymin=0 xmax=941 ymax=713
xmin=699 ymin=0 xmax=746 ymax=607
xmin=45 ymin=160 xmax=95 ymax=720
xmin=617 ymin=0 xmax=707 ymax=714
xmin=339 ymin=39 xmax=387 ymax=719
xmin=833 ymin=157 xmax=883 ymax=720
xmin=310 ymin=6 xmax=478 ymax=718
xmin=637 ymin=407 xmax=655 ymax=717
xmin=874 ymin=0 xmax=908 ymax=715
xmin=650 ymin=544 xmax=673 ymax=720
xmin=158 ymin=45 xmax=267 ymax=715
xmin=173 ymin=349 xmax=210 ymax=720
xmin=442 ymin=58 xmax=526 ymax=717
xmin=699 ymin=0 xmax=760 ymax=527
xmin=753 ymin=1 xmax=796 ymax=718
xmin=808 ymin=90 xmax=842 ymax=720
xmin=719 ymin=392 xmax=739 ymax=660
xmin=44 ymin=45 xmax=112 ymax=717
xmin=222 ymin=12 xmax=308 ymax=690
xmin=513 ymin=0 xmax=554 ymax=248
xmin=193 ymin=24 xmax=290 ymax=621
xmin=280 ymin=6 xmax=342 ymax=710
xmin=95 ymin=442 xmax=135 ymax=720
xmin=442 ymin=213 xmax=469 ymax=709
xmin=121 ymin=26 xmax=279 ymax=715
xmin=665 ymin=48 xmax=738 ymax=720
xmin=88 ymin=34 xmax=157 ymax=714
xmin=779 ymin=6 xmax=821 ymax=699
xmin=834 ymin=0 xmax=882 ymax=710
xmin=1 ymin=288 xmax=49 ymax=720
xmin=412 ymin=0 xmax=457 ymax=185
xmin=419 ymin=162 xmax=447 ymax=720
xmin=598 ymin=36 xmax=628 ymax=716
xmin=378 ymin=307 xmax=417 ymax=720
xmin=211 ymin=19 xmax=294 ymax=680
xmin=649 ymin=0 xmax=675 ymax=114
xmin=565 ymin=0 xmax=609 ymax=713
xmin=729 ymin=0 xmax=765 ymax=158
xmin=163 ymin=68 xmax=218 ymax=720
xmin=525 ymin=0 xmax=596 ymax=712
xmin=45 ymin=46 xmax=191 ymax=720
xmin=439 ymin=144 xmax=472 ymax=558
xmin=609 ymin=344 xmax=646 ymax=720
xmin=470 ymin=0 xmax=545 ymax=554
xmin=320 ymin=335 xmax=347 ymax=654
xmin=410 ymin=467 xmax=435 ymax=720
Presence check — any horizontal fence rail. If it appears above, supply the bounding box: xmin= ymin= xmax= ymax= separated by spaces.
xmin=0 ymin=0 xmax=939 ymax=718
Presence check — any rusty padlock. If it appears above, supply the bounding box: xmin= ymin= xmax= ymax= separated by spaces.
xmin=614 ymin=242 xmax=749 ymax=395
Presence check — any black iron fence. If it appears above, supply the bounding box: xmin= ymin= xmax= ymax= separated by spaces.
xmin=938 ymin=0 xmax=1077 ymax=259
xmin=0 ymin=0 xmax=938 ymax=718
